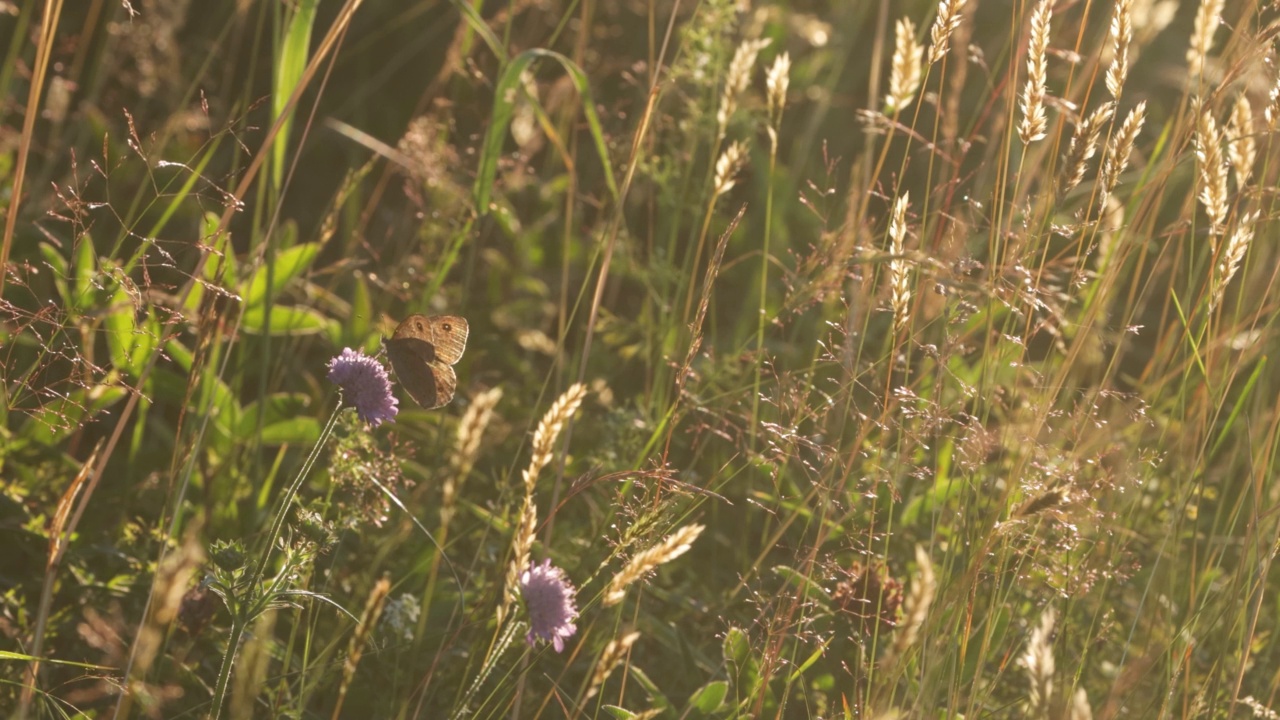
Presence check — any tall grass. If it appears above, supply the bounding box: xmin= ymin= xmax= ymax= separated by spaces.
xmin=3 ymin=0 xmax=1280 ymax=718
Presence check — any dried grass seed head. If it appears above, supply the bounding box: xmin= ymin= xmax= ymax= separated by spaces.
xmin=886 ymin=17 xmax=923 ymax=113
xmin=1186 ymin=0 xmax=1224 ymax=78
xmin=1019 ymin=0 xmax=1053 ymax=144
xmin=603 ymin=523 xmax=706 ymax=606
xmin=928 ymin=0 xmax=967 ymax=64
xmin=1105 ymin=0 xmax=1133 ymax=99
xmin=1195 ymin=108 xmax=1229 ymax=235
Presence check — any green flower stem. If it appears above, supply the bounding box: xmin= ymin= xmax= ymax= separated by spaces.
xmin=207 ymin=402 xmax=344 ymax=719
xmin=206 ymin=619 xmax=247 ymax=720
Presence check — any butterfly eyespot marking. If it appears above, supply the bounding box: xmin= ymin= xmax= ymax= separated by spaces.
xmin=415 ymin=321 xmax=425 ymax=332
xmin=442 ymin=323 xmax=452 ymax=331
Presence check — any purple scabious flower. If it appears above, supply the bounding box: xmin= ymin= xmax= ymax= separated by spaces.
xmin=327 ymin=348 xmax=398 ymax=427
xmin=520 ymin=559 xmax=579 ymax=652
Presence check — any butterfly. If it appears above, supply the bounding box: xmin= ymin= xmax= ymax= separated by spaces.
xmin=383 ymin=315 xmax=469 ymax=409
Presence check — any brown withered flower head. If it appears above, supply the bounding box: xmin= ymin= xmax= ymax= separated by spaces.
xmin=832 ymin=560 xmax=903 ymax=639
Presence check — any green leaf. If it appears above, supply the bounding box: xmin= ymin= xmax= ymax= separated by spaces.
xmin=473 ymin=48 xmax=617 ymax=218
xmin=126 ymin=307 xmax=159 ymax=379
xmin=628 ymin=665 xmax=672 ymax=711
xmin=104 ymin=282 xmax=136 ymax=372
xmin=601 ymin=707 xmax=640 ymax=720
xmin=39 ymin=242 xmax=70 ymax=309
xmin=240 ymin=305 xmax=329 ymax=335
xmin=273 ymin=0 xmax=318 ymax=191
xmin=25 ymin=385 xmax=129 ymax=446
xmin=687 ymin=680 xmax=728 ymax=714
xmin=238 ymin=392 xmax=312 ymax=438
xmin=239 ymin=242 xmax=321 ymax=307
xmin=73 ymin=234 xmax=96 ymax=309
xmin=259 ymin=418 xmax=321 ymax=445
xmin=349 ymin=273 xmax=371 ymax=347
xmin=186 ymin=213 xmax=235 ymax=313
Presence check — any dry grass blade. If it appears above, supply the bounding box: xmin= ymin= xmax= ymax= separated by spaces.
xmin=603 ymin=524 xmax=705 ymax=606
xmin=1019 ymin=0 xmax=1052 ymax=144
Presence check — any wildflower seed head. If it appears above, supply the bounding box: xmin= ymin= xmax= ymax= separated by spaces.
xmin=328 ymin=348 xmax=399 ymax=427
xmin=520 ymin=559 xmax=579 ymax=652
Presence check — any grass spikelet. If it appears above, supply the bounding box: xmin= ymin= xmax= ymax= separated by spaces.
xmin=1266 ymin=73 xmax=1280 ymax=130
xmin=1099 ymin=100 xmax=1145 ymax=204
xmin=1211 ymin=211 xmax=1257 ymax=311
xmin=1070 ymin=688 xmax=1094 ymax=720
xmin=1186 ymin=0 xmax=1224 ymax=78
xmin=765 ymin=52 xmax=790 ymax=153
xmin=525 ymin=382 xmax=588 ymax=493
xmin=886 ymin=17 xmax=923 ymax=113
xmin=1227 ymin=94 xmax=1255 ymax=188
xmin=500 ymin=383 xmax=588 ymax=621
xmin=443 ymin=387 xmax=503 ymax=526
xmin=586 ymin=630 xmax=641 ymax=698
xmin=714 ymin=140 xmax=748 ymax=196
xmin=887 ymin=192 xmax=912 ymax=334
xmin=1019 ymin=0 xmax=1052 ymax=144
xmin=1195 ymin=108 xmax=1229 ymax=235
xmin=331 ymin=577 xmax=391 ymax=720
xmin=717 ymin=38 xmax=771 ymax=140
xmin=603 ymin=523 xmax=705 ymax=606
xmin=766 ymin=52 xmax=791 ymax=127
xmin=1060 ymin=102 xmax=1114 ymax=194
xmin=1021 ymin=608 xmax=1056 ymax=718
xmin=890 ymin=545 xmax=936 ymax=657
xmin=928 ymin=0 xmax=967 ymax=64
xmin=1105 ymin=0 xmax=1133 ymax=99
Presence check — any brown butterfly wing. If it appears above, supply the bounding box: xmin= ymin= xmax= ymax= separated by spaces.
xmin=386 ymin=314 xmax=468 ymax=409
xmin=384 ymin=335 xmax=440 ymax=408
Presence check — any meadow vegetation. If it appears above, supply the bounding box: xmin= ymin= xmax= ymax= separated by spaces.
xmin=3 ymin=0 xmax=1280 ymax=717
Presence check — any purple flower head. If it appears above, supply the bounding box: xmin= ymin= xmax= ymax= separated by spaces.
xmin=327 ymin=348 xmax=399 ymax=427
xmin=520 ymin=559 xmax=579 ymax=652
